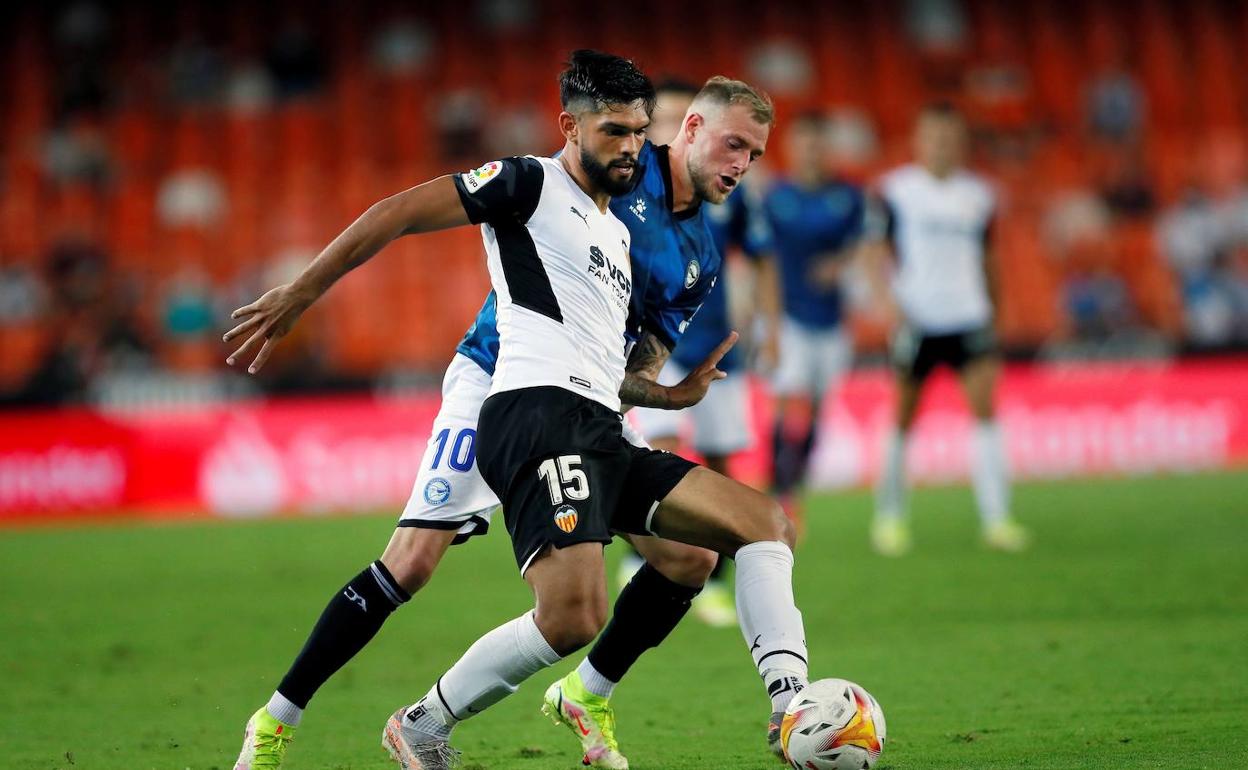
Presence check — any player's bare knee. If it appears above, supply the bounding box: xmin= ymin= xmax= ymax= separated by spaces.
xmin=381 ymin=538 xmax=441 ymax=594
xmin=749 ymin=498 xmax=796 ymax=548
xmin=537 ymin=599 xmax=605 ymax=653
xmin=388 ymin=550 xmax=438 ymax=594
xmin=652 ymin=547 xmax=718 ymax=587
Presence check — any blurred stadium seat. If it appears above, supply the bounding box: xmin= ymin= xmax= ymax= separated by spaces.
xmin=1 ymin=0 xmax=1246 ymax=406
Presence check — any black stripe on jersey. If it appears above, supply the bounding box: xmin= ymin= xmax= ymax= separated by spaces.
xmin=496 ymin=218 xmax=564 ymax=323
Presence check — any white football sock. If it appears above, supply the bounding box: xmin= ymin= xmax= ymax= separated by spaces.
xmin=734 ymin=541 xmax=808 ymax=712
xmin=971 ymin=420 xmax=1010 ymax=527
xmin=423 ymin=610 xmax=562 ymax=729
xmin=265 ymin=691 xmax=302 ymax=726
xmin=576 ymin=658 xmax=617 ymax=699
xmin=875 ymin=428 xmax=908 ymax=521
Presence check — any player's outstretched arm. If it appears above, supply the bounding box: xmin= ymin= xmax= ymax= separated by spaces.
xmin=224 ymin=176 xmax=470 ymax=373
xmin=619 ymin=330 xmax=738 ymax=411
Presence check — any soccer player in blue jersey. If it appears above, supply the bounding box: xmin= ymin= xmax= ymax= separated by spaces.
xmin=764 ymin=111 xmax=865 ymax=528
xmin=629 ymin=78 xmax=783 ymax=627
xmin=225 ymin=66 xmax=800 ymax=770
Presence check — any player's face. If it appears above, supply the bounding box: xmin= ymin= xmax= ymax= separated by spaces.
xmin=577 ymin=101 xmax=651 ymax=196
xmin=915 ymin=114 xmax=966 ymax=173
xmin=649 ymin=92 xmax=694 ymax=145
xmin=685 ymin=103 xmax=770 ymax=205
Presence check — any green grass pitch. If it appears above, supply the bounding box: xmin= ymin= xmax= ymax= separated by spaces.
xmin=2 ymin=471 xmax=1246 ymax=769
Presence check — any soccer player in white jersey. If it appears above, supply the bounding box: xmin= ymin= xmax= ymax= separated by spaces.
xmin=864 ymin=102 xmax=1031 ymax=556
xmin=225 ymin=53 xmax=811 ymax=770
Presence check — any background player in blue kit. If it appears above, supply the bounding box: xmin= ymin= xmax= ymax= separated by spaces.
xmin=764 ymin=111 xmax=865 ymax=529
xmin=630 ymin=78 xmax=783 ymax=627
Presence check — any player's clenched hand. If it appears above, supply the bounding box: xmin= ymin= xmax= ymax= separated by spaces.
xmin=667 ymin=331 xmax=738 ymax=409
xmin=223 ymin=283 xmax=312 ymax=374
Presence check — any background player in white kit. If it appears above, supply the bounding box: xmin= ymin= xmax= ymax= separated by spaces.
xmin=865 ymin=102 xmax=1031 ymax=556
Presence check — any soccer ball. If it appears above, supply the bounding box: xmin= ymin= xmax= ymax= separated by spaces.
xmin=780 ymin=678 xmax=886 ymax=770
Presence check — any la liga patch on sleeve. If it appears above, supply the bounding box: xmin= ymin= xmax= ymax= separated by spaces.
xmin=461 ymin=160 xmax=503 ymax=193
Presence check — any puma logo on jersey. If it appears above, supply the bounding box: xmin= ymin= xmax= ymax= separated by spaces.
xmin=570 ymin=206 xmax=589 ymax=228
xmin=629 ymin=197 xmax=647 ymax=222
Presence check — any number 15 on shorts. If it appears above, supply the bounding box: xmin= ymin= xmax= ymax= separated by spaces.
xmin=537 ymin=455 xmax=590 ymax=504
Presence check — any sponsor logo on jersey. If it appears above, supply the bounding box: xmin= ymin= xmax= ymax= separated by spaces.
xmin=570 ymin=205 xmax=589 ymax=228
xmin=629 ymin=197 xmax=647 ymax=222
xmin=460 ymin=161 xmax=503 ymax=192
xmin=423 ymin=477 xmax=452 ymax=506
xmin=569 ymin=375 xmax=591 ymax=389
xmin=587 ymin=245 xmax=631 ymax=307
xmin=553 ymin=504 xmax=579 ymax=533
xmin=684 ymin=259 xmax=700 ymax=289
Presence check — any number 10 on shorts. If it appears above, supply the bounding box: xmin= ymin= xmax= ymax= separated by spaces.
xmin=537 ymin=455 xmax=590 ymax=505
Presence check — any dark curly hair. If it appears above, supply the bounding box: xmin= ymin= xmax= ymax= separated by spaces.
xmin=559 ymin=49 xmax=656 ymax=116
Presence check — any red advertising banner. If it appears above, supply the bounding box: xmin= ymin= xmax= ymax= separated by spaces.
xmin=2 ymin=359 xmax=1245 ymax=521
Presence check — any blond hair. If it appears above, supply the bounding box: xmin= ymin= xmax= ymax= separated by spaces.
xmin=692 ymin=76 xmax=775 ymax=126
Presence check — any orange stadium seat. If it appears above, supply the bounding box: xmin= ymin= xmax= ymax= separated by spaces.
xmin=1 ymin=0 xmax=1238 ymax=379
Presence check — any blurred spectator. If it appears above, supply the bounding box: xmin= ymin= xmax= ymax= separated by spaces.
xmin=167 ymin=36 xmax=227 ymax=106
xmin=225 ymin=62 xmax=277 ymax=114
xmin=157 ymin=168 xmax=228 ymax=229
xmin=1085 ymin=62 xmax=1145 ymax=143
xmin=437 ymin=89 xmax=488 ymax=162
xmin=1045 ymin=189 xmax=1113 ymax=261
xmin=478 ymin=0 xmax=536 ymax=30
xmin=1099 ymin=151 xmax=1156 ymax=220
xmin=162 ymin=269 xmax=217 ymax=342
xmin=0 ymin=264 xmax=46 ymax=325
xmin=1226 ymin=242 xmax=1248 ymax=342
xmin=486 ymin=106 xmax=544 ymax=159
xmin=1217 ymin=184 xmax=1248 ymax=246
xmin=53 ymin=1 xmax=112 ymax=118
xmin=41 ymin=116 xmax=113 ymax=186
xmin=904 ymin=0 xmax=968 ymax=55
xmin=747 ymin=40 xmax=814 ymax=97
xmin=825 ymin=108 xmax=878 ymax=179
xmin=1158 ymin=188 xmax=1222 ymax=282
xmin=266 ymin=21 xmax=327 ymax=100
xmin=46 ymin=236 xmax=108 ymax=307
xmin=1062 ymin=265 xmax=1140 ymax=341
xmin=370 ymin=17 xmax=434 ymax=76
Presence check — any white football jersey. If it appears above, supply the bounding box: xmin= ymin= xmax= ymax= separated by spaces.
xmin=877 ymin=163 xmax=996 ymax=334
xmin=454 ymin=156 xmax=633 ymax=412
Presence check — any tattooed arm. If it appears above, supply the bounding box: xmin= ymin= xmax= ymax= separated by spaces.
xmin=618 ymin=330 xmax=739 ymax=411
xmin=619 ymin=332 xmax=678 ymax=410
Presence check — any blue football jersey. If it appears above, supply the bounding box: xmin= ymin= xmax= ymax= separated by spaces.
xmin=763 ymin=178 xmax=865 ymax=329
xmin=671 ymin=180 xmax=774 ymax=372
xmin=458 ymin=142 xmax=721 ymax=381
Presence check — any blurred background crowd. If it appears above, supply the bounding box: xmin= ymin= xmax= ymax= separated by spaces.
xmin=2 ymin=0 xmax=1247 ymax=410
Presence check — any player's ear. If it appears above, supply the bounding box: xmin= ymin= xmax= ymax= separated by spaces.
xmin=684 ymin=112 xmax=704 ymax=143
xmin=558 ymin=111 xmax=579 ymax=143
